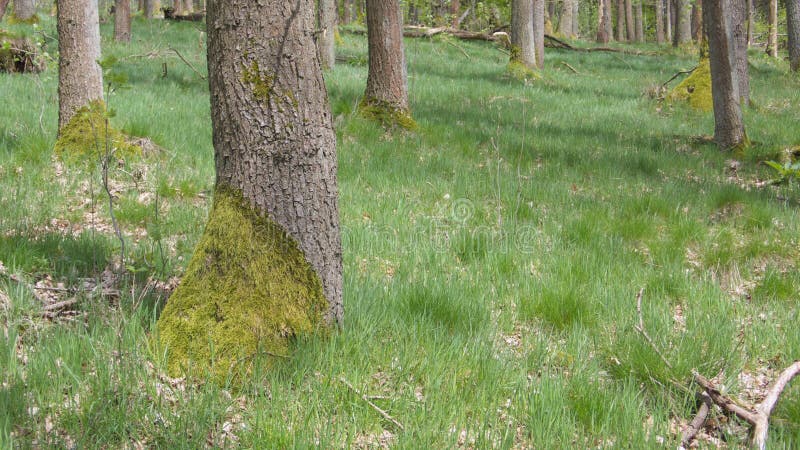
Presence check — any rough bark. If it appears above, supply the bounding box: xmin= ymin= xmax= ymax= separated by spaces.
xmin=675 ymin=0 xmax=692 ymax=44
xmin=534 ymin=0 xmax=546 ymax=66
xmin=789 ymin=0 xmax=800 ymax=71
xmin=559 ymin=0 xmax=574 ymax=37
xmin=625 ymin=0 xmax=635 ymax=41
xmin=767 ymin=0 xmax=778 ymax=56
xmin=597 ymin=0 xmax=612 ymax=43
xmin=57 ymin=0 xmax=104 ymax=130
xmin=691 ymin=0 xmax=703 ymax=43
xmin=656 ymin=0 xmax=666 ymax=43
xmin=363 ymin=0 xmax=411 ymax=119
xmin=0 ymin=0 xmax=10 ymax=21
xmin=616 ymin=0 xmax=626 ymax=40
xmin=13 ymin=0 xmax=36 ymax=20
xmin=318 ymin=0 xmax=337 ymax=69
xmin=732 ymin=0 xmax=749 ymax=103
xmin=512 ymin=0 xmax=537 ymax=68
xmin=114 ymin=0 xmax=131 ymax=43
xmin=635 ymin=0 xmax=644 ymax=41
xmin=704 ymin=0 xmax=747 ymax=149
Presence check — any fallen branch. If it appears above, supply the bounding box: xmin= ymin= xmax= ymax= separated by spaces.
xmin=560 ymin=61 xmax=579 ymax=74
xmin=168 ymin=46 xmax=207 ymax=80
xmin=680 ymin=391 xmax=713 ymax=449
xmin=691 ymin=362 xmax=800 ymax=450
xmin=339 ymin=377 xmax=405 ymax=431
xmin=661 ymin=66 xmax=697 ymax=90
xmin=633 ymin=288 xmax=674 ymax=370
xmin=41 ymin=298 xmax=79 ymax=312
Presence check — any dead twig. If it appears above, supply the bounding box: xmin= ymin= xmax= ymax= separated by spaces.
xmin=168 ymin=46 xmax=207 ymax=80
xmin=339 ymin=377 xmax=405 ymax=431
xmin=559 ymin=61 xmax=579 ymax=74
xmin=680 ymin=391 xmax=713 ymax=449
xmin=41 ymin=298 xmax=79 ymax=312
xmin=661 ymin=66 xmax=697 ymax=90
xmin=634 ymin=288 xmax=674 ymax=369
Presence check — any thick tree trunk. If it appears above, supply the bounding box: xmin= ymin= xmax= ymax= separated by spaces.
xmin=57 ymin=0 xmax=104 ymax=130
xmin=635 ymin=1 xmax=644 ymax=41
xmin=512 ymin=0 xmax=537 ymax=66
xmin=767 ymin=0 xmax=778 ymax=56
xmin=656 ymin=0 xmax=666 ymax=43
xmin=675 ymin=0 xmax=692 ymax=44
xmin=13 ymin=0 xmax=36 ymax=20
xmin=559 ymin=0 xmax=574 ymax=37
xmin=318 ymin=0 xmax=337 ymax=69
xmin=158 ymin=0 xmax=343 ymax=381
xmin=625 ymin=0 xmax=635 ymax=41
xmin=732 ymin=0 xmax=749 ymax=103
xmin=114 ymin=0 xmax=131 ymax=43
xmin=363 ymin=0 xmax=412 ymax=120
xmin=0 ymin=0 xmax=10 ymax=21
xmin=597 ymin=0 xmax=612 ymax=43
xmin=534 ymin=0 xmax=546 ymax=66
xmin=691 ymin=0 xmax=703 ymax=43
xmin=143 ymin=0 xmax=156 ymax=18
xmin=704 ymin=0 xmax=747 ymax=149
xmin=616 ymin=0 xmax=626 ymax=40
xmin=789 ymin=0 xmax=800 ymax=71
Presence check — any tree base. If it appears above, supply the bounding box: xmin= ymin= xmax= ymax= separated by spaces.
xmin=54 ymin=101 xmax=140 ymax=163
xmin=156 ymin=186 xmax=329 ymax=384
xmin=506 ymin=58 xmax=541 ymax=82
xmin=358 ymin=97 xmax=417 ymax=130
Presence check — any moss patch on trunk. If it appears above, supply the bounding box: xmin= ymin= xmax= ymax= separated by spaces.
xmin=358 ymin=97 xmax=417 ymax=130
xmin=156 ymin=185 xmax=328 ymax=384
xmin=668 ymin=58 xmax=712 ymax=111
xmin=54 ymin=101 xmax=140 ymax=163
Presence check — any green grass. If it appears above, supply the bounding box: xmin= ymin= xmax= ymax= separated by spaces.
xmin=2 ymin=14 xmax=800 ymax=448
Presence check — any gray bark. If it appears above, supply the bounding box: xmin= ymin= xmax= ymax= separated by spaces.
xmin=143 ymin=0 xmax=156 ymax=18
xmin=616 ymin=0 xmax=626 ymax=40
xmin=789 ymin=0 xmax=800 ymax=71
xmin=732 ymin=0 xmax=749 ymax=103
xmin=676 ymin=0 xmax=692 ymax=44
xmin=533 ymin=0 xmax=545 ymax=66
xmin=57 ymin=0 xmax=104 ymax=129
xmin=365 ymin=0 xmax=410 ymax=111
xmin=318 ymin=0 xmax=337 ymax=69
xmin=512 ymin=0 xmax=536 ymax=67
xmin=635 ymin=0 xmax=644 ymax=41
xmin=597 ymin=0 xmax=612 ymax=43
xmin=666 ymin=0 xmax=672 ymax=42
xmin=704 ymin=0 xmax=747 ymax=149
xmin=572 ymin=0 xmax=579 ymax=36
xmin=656 ymin=0 xmax=665 ymax=43
xmin=559 ymin=0 xmax=574 ymax=37
xmin=691 ymin=0 xmax=703 ymax=42
xmin=13 ymin=0 xmax=35 ymax=20
xmin=206 ymin=0 xmax=343 ymax=322
xmin=114 ymin=0 xmax=131 ymax=43
xmin=767 ymin=0 xmax=778 ymax=56
xmin=625 ymin=0 xmax=635 ymax=41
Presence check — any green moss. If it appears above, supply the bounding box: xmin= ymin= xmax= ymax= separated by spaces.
xmin=156 ymin=185 xmax=329 ymax=384
xmin=241 ymin=60 xmax=275 ymax=104
xmin=7 ymin=14 xmax=40 ymax=25
xmin=358 ymin=97 xmax=418 ymax=130
xmin=668 ymin=58 xmax=712 ymax=111
xmin=54 ymin=101 xmax=141 ymax=164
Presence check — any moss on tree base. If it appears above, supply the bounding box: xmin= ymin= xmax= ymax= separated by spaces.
xmin=358 ymin=97 xmax=417 ymax=130
xmin=506 ymin=59 xmax=541 ymax=82
xmin=54 ymin=101 xmax=140 ymax=163
xmin=156 ymin=185 xmax=329 ymax=384
xmin=668 ymin=58 xmax=712 ymax=111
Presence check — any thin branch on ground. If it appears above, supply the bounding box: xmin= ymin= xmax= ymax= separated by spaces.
xmin=339 ymin=376 xmax=405 ymax=431
xmin=680 ymin=391 xmax=713 ymax=449
xmin=168 ymin=46 xmax=207 ymax=80
xmin=560 ymin=61 xmax=579 ymax=73
xmin=633 ymin=288 xmax=674 ymax=369
xmin=660 ymin=66 xmax=698 ymax=90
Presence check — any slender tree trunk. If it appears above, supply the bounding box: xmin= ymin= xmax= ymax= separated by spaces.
xmin=675 ymin=0 xmax=692 ymax=44
xmin=767 ymin=0 xmax=778 ymax=56
xmin=363 ymin=0 xmax=411 ymax=119
xmin=143 ymin=0 xmax=156 ymax=18
xmin=704 ymin=0 xmax=746 ymax=149
xmin=625 ymin=0 xmax=635 ymax=41
xmin=572 ymin=0 xmax=579 ymax=36
xmin=174 ymin=0 xmax=183 ymax=15
xmin=617 ymin=0 xmax=627 ymax=40
xmin=560 ymin=0 xmax=574 ymax=37
xmin=183 ymin=0 xmax=192 ymax=12
xmin=13 ymin=0 xmax=36 ymax=20
xmin=318 ymin=0 xmax=336 ymax=69
xmin=666 ymin=0 xmax=673 ymax=42
xmin=635 ymin=0 xmax=644 ymax=41
xmin=57 ymin=0 xmax=104 ymax=130
xmin=746 ymin=0 xmax=754 ymax=45
xmin=114 ymin=0 xmax=131 ymax=43
xmin=512 ymin=0 xmax=537 ymax=67
xmin=533 ymin=0 xmax=546 ymax=66
xmin=656 ymin=0 xmax=665 ymax=43
xmin=0 ymin=0 xmax=10 ymax=21
xmin=691 ymin=0 xmax=703 ymax=43
xmin=789 ymin=0 xmax=800 ymax=71
xmin=597 ymin=0 xmax=612 ymax=43
xmin=341 ymin=0 xmax=352 ymax=24
xmin=732 ymin=0 xmax=749 ymax=103
xmin=451 ymin=0 xmax=460 ymax=26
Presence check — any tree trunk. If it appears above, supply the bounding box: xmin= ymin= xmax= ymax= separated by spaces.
xmin=666 ymin=0 xmax=673 ymax=42
xmin=597 ymin=0 xmax=612 ymax=43
xmin=732 ymin=0 xmax=749 ymax=103
xmin=451 ymin=0 xmax=460 ymax=26
xmin=572 ymin=0 xmax=579 ymax=36
xmin=318 ymin=0 xmax=337 ymax=69
xmin=57 ymin=0 xmax=104 ymax=130
xmin=183 ymin=0 xmax=192 ymax=12
xmin=0 ymin=0 xmax=10 ymax=21
xmin=534 ymin=0 xmax=546 ymax=66
xmin=158 ymin=0 xmax=343 ymax=382
xmin=143 ymin=0 xmax=156 ymax=18
xmin=691 ymin=0 xmax=703 ymax=43
xmin=13 ymin=0 xmax=36 ymax=20
xmin=625 ymin=0 xmax=635 ymax=41
xmin=174 ymin=0 xmax=183 ymax=15
xmin=114 ymin=0 xmax=131 ymax=43
xmin=704 ymin=0 xmax=747 ymax=149
xmin=560 ymin=0 xmax=573 ymax=37
xmin=512 ymin=0 xmax=537 ymax=66
xmin=635 ymin=0 xmax=644 ymax=41
xmin=767 ymin=0 xmax=778 ymax=56
xmin=655 ymin=0 xmax=665 ymax=43
xmin=675 ymin=0 xmax=692 ymax=44
xmin=363 ymin=0 xmax=412 ymax=123
xmin=789 ymin=0 xmax=800 ymax=71
xmin=616 ymin=0 xmax=626 ymax=40
xmin=746 ymin=0 xmax=754 ymax=45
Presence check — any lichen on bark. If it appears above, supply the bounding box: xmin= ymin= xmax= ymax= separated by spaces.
xmin=156 ymin=185 xmax=328 ymax=384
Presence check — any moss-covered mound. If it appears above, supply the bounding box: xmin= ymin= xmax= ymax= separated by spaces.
xmin=358 ymin=96 xmax=418 ymax=130
xmin=668 ymin=58 xmax=712 ymax=111
xmin=7 ymin=13 xmax=40 ymax=25
xmin=54 ymin=101 xmax=140 ymax=163
xmin=157 ymin=186 xmax=328 ymax=384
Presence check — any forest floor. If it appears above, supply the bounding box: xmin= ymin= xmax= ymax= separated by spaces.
xmin=2 ymin=15 xmax=800 ymax=449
